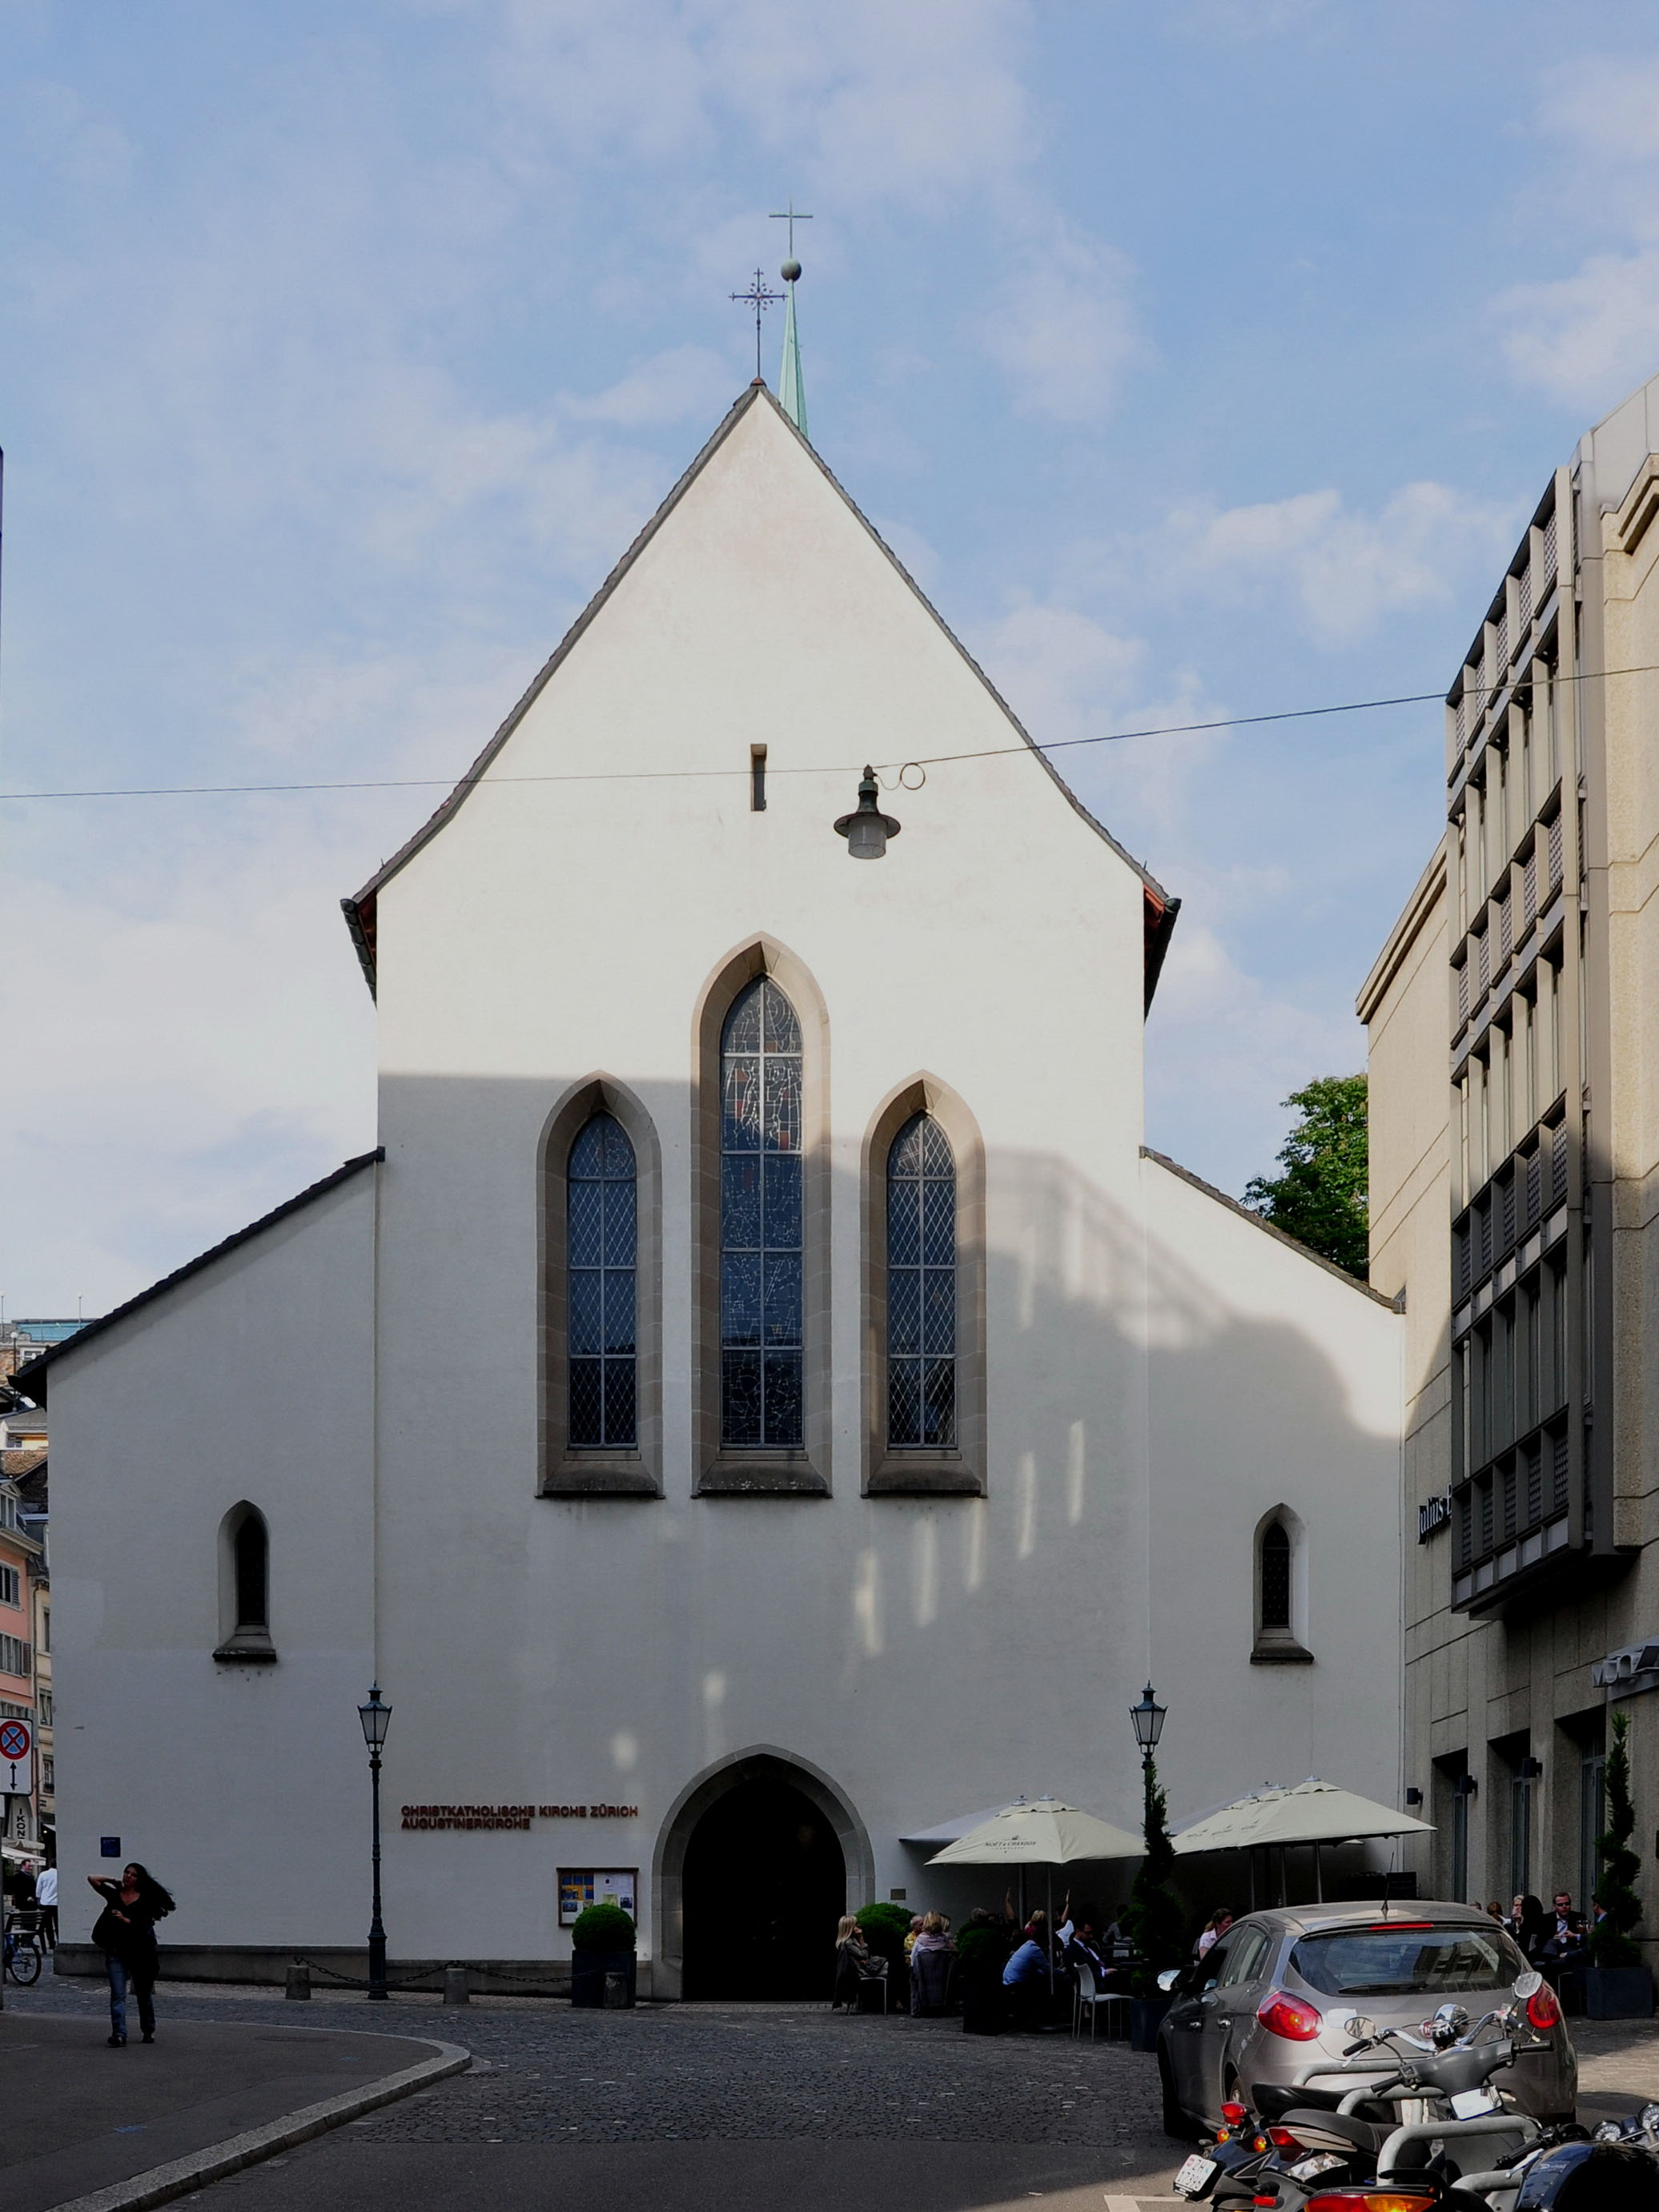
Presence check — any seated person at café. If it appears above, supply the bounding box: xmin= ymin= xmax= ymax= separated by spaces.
xmin=1058 ymin=1901 xmax=1112 ymax=1983
xmin=832 ymin=1914 xmax=888 ymax=2009
xmin=910 ymin=1912 xmax=954 ymax=2013
xmin=1002 ymin=1909 xmax=1054 ymax=2029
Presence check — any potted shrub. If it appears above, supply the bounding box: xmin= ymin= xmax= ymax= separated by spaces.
xmin=1121 ymin=1756 xmax=1186 ymax=2051
xmin=569 ymin=1900 xmax=637 ymax=2009
xmin=1587 ymin=1709 xmax=1654 ymax=2020
xmin=853 ymin=1900 xmax=911 ymax=2009
xmin=954 ymin=1917 xmax=1011 ymax=2035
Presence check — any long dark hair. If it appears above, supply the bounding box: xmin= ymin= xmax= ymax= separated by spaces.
xmin=124 ymin=1863 xmax=176 ymax=1920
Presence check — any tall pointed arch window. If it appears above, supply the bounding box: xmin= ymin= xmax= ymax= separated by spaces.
xmin=721 ymin=977 xmax=803 ymax=1447
xmin=886 ymin=1113 xmax=956 ymax=1448
xmin=568 ymin=1112 xmax=637 ymax=1448
xmin=1252 ymin=1511 xmax=1312 ymax=1663
xmin=1259 ymin=1521 xmax=1291 ymax=1629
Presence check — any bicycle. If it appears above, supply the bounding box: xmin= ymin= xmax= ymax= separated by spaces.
xmin=4 ymin=1909 xmax=43 ymax=1985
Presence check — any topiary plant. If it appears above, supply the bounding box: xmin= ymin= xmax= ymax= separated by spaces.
xmin=571 ymin=1900 xmax=636 ymax=1952
xmin=1119 ymin=1755 xmax=1187 ymax=1997
xmin=857 ymin=1900 xmax=913 ymax=1968
xmin=1591 ymin=1707 xmax=1643 ymax=1970
xmin=953 ymin=1921 xmax=1010 ymax=1977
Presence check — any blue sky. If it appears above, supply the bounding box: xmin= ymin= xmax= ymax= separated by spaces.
xmin=5 ymin=0 xmax=1659 ymax=1312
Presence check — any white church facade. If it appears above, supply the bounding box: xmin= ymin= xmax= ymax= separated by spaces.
xmin=30 ymin=386 xmax=1407 ymax=1993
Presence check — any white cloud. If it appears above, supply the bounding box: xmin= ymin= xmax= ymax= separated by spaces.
xmin=1128 ymin=480 xmax=1516 ymax=646
xmin=978 ymin=226 xmax=1144 ymax=426
xmin=1490 ymin=54 xmax=1659 ymax=413
xmin=488 ymin=0 xmax=1034 ymax=204
xmin=1496 ymin=249 xmax=1659 ymax=413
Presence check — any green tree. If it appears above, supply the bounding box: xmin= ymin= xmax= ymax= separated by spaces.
xmin=1243 ymin=1074 xmax=1370 ymax=1279
xmin=1591 ymin=1707 xmax=1643 ymax=1969
xmin=1120 ymin=1755 xmax=1186 ymax=1997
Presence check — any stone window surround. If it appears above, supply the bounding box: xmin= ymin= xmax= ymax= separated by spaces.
xmin=692 ymin=938 xmax=831 ymax=1496
xmin=538 ymin=1076 xmax=663 ymax=1497
xmin=1251 ymin=1502 xmax=1312 ymax=1664
xmin=861 ymin=1075 xmax=987 ymax=1496
xmin=214 ymin=1499 xmax=275 ymax=1663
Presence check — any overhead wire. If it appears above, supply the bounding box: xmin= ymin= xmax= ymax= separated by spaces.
xmin=0 ymin=660 xmax=1654 ymax=805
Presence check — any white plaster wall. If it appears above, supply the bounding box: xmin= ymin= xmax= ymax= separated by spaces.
xmin=360 ymin=397 xmax=1403 ymax=1965
xmin=1141 ymin=1156 xmax=1404 ymax=1828
xmin=47 ymin=1170 xmax=376 ymax=1951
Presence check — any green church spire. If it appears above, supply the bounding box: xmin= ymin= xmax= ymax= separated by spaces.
xmin=778 ymin=278 xmax=807 ymax=440
xmin=770 ymin=201 xmax=812 ymax=441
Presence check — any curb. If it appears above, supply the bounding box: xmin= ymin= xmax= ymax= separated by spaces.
xmin=43 ymin=2033 xmax=472 ymax=2212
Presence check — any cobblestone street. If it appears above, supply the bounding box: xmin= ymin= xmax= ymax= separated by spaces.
xmin=14 ymin=1976 xmax=1180 ymax=2208
xmin=14 ymin=1977 xmax=1659 ymax=2212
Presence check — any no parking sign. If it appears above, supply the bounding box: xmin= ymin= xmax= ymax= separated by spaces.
xmin=1 ymin=1716 xmax=33 ymax=1796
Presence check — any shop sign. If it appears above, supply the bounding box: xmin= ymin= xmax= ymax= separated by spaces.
xmin=1418 ymin=1493 xmax=1452 ymax=1543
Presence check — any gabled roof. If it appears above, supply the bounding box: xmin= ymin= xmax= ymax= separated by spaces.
xmin=13 ymin=1150 xmax=383 ymax=1403
xmin=1141 ymin=1146 xmax=1400 ymax=1309
xmin=340 ymin=382 xmax=1178 ymax=1010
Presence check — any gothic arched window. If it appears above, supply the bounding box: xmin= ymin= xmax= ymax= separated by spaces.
xmin=721 ymin=976 xmax=803 ymax=1447
xmin=568 ymin=1112 xmax=637 ymax=1448
xmin=215 ymin=1503 xmax=275 ymax=1662
xmin=886 ymin=1112 xmax=956 ymax=1448
xmin=1259 ymin=1520 xmax=1291 ymax=1631
xmin=234 ymin=1512 xmax=268 ymax=1631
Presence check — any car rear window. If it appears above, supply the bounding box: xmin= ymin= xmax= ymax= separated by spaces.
xmin=1289 ymin=1924 xmax=1529 ymax=1998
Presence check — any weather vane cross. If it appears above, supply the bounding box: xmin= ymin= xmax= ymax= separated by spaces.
xmin=729 ymin=267 xmax=784 ymax=381
xmin=770 ymin=200 xmax=813 ymax=264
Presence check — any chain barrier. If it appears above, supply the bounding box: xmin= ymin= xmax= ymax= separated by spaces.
xmin=293 ymin=1954 xmax=572 ymax=1995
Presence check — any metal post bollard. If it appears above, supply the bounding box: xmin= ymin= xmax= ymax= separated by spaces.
xmin=444 ymin=1964 xmax=471 ymax=2005
xmin=285 ymin=1962 xmax=311 ymax=2001
xmin=603 ymin=1970 xmax=631 ymax=2009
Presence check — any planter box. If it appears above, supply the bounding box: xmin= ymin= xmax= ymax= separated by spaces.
xmin=1586 ymin=1966 xmax=1654 ymax=2020
xmin=571 ymin=1947 xmax=636 ymax=2009
xmin=1130 ymin=1993 xmax=1173 ymax=2052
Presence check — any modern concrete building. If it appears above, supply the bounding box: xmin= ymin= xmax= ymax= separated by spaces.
xmin=27 ymin=386 xmax=1408 ymax=1991
xmin=1363 ymin=365 xmax=1659 ymax=1935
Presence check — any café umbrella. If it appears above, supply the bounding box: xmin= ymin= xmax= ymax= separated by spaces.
xmin=1171 ymin=1778 xmax=1434 ymax=1903
xmin=926 ymin=1797 xmax=1145 ymax=1988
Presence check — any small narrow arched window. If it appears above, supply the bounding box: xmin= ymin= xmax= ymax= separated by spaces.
xmin=1252 ymin=1512 xmax=1311 ymax=1664
xmin=235 ymin=1515 xmax=268 ymax=1630
xmin=720 ymin=976 xmax=803 ymax=1447
xmin=215 ymin=1504 xmax=275 ymax=1663
xmin=886 ymin=1113 xmax=956 ymax=1449
xmin=568 ymin=1112 xmax=637 ymax=1449
xmin=1259 ymin=1522 xmax=1291 ymax=1630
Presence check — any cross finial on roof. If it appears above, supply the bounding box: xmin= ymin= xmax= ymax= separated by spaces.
xmin=729 ymin=267 xmax=784 ymax=382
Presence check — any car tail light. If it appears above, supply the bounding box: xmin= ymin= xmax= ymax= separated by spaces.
xmin=1526 ymin=1981 xmax=1561 ymax=2029
xmin=1256 ymin=1989 xmax=1323 ymax=2040
xmin=1304 ymin=2195 xmax=1437 ymax=2210
xmin=1220 ymin=2102 xmax=1248 ymax=2125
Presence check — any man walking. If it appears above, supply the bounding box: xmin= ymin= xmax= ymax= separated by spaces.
xmin=36 ymin=1860 xmax=58 ymax=1948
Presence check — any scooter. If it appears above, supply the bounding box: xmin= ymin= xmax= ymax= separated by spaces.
xmin=1183 ymin=1973 xmax=1659 ymax=2209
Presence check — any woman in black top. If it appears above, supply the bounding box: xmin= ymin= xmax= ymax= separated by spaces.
xmin=87 ymin=1863 xmax=175 ymax=2045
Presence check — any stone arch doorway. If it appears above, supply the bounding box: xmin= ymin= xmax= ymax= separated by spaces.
xmin=655 ymin=1748 xmax=873 ymax=2001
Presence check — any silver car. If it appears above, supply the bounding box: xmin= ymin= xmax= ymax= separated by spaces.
xmin=1157 ymin=1901 xmax=1577 ymax=2135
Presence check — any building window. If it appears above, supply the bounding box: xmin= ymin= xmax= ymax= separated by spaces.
xmin=1252 ymin=1512 xmax=1312 ymax=1663
xmin=567 ymin=1112 xmax=637 ymax=1449
xmin=886 ymin=1113 xmax=956 ymax=1449
xmin=0 ymin=1564 xmax=18 ymax=1608
xmin=0 ymin=1633 xmax=33 ymax=1678
xmin=215 ymin=1504 xmax=275 ymax=1663
xmin=42 ymin=1756 xmax=54 ymax=1790
xmin=720 ymin=976 xmax=804 ymax=1447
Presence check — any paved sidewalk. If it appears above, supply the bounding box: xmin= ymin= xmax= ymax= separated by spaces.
xmin=0 ymin=2008 xmax=464 ymax=2212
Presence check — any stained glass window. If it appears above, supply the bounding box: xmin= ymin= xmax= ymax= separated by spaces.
xmin=887 ymin=1113 xmax=956 ymax=1448
xmin=1259 ymin=1522 xmax=1291 ymax=1629
xmin=568 ymin=1112 xmax=637 ymax=1448
xmin=721 ymin=978 xmax=803 ymax=1447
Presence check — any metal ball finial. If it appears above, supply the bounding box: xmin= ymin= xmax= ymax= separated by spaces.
xmin=781 ymin=257 xmax=801 ymax=283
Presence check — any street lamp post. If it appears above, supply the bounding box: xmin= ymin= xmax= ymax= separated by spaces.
xmin=357 ymin=1684 xmax=392 ymax=2001
xmin=1129 ymin=1680 xmax=1167 ymax=1768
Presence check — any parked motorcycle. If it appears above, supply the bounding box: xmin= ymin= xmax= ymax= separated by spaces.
xmin=1175 ymin=1971 xmax=1659 ymax=2209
